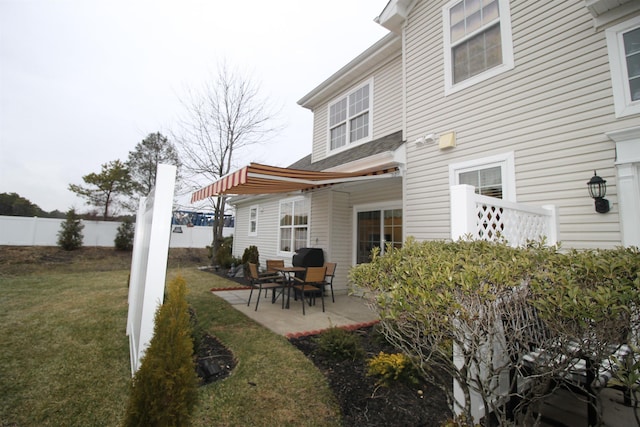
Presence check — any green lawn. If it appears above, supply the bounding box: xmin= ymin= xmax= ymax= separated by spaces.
xmin=0 ymin=254 xmax=341 ymax=426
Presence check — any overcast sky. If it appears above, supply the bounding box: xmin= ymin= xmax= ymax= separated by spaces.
xmin=0 ymin=0 xmax=390 ymax=213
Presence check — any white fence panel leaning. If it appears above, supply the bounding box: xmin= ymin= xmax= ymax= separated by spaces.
xmin=126 ymin=164 xmax=176 ymax=375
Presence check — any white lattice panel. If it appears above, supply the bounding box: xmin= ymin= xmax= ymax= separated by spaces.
xmin=475 ymin=203 xmax=549 ymax=246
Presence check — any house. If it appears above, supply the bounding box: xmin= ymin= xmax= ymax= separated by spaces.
xmin=192 ymin=0 xmax=640 ymax=294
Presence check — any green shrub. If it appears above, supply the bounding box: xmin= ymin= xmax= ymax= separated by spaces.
xmin=57 ymin=208 xmax=84 ymax=251
xmin=123 ymin=275 xmax=198 ymax=427
xmin=350 ymin=238 xmax=640 ymax=426
xmin=367 ymin=351 xmax=419 ymax=387
xmin=114 ymin=219 xmax=134 ymax=251
xmin=314 ymin=327 xmax=364 ymax=362
xmin=216 ymin=237 xmax=238 ymax=268
xmin=241 ymin=245 xmax=259 ymax=267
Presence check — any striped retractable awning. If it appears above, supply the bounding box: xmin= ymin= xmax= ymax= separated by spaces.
xmin=190 ymin=162 xmax=399 ymax=202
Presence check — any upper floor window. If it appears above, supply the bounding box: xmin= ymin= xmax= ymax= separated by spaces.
xmin=443 ymin=0 xmax=514 ymax=95
xmin=606 ymin=15 xmax=640 ymax=118
xmin=328 ymin=81 xmax=372 ymax=151
xmin=248 ymin=205 xmax=258 ymax=236
xmin=278 ymin=197 xmax=309 ymax=254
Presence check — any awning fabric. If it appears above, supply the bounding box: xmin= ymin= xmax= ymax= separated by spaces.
xmin=191 ymin=162 xmax=399 ymax=202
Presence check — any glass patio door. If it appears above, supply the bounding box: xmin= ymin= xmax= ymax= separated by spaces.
xmin=356 ymin=208 xmax=402 ymax=264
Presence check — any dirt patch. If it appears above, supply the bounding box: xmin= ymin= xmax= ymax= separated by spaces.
xmin=0 ymin=245 xmax=209 ymax=275
xmin=289 ymin=325 xmax=452 ymax=427
xmin=194 ymin=333 xmax=236 ymax=385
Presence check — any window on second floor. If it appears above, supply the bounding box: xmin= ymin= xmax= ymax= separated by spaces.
xmin=328 ymin=81 xmax=372 ymax=152
xmin=606 ymin=15 xmax=640 ymax=118
xmin=443 ymin=0 xmax=514 ymax=95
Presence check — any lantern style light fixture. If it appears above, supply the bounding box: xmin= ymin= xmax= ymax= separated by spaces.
xmin=587 ymin=170 xmax=610 ymax=214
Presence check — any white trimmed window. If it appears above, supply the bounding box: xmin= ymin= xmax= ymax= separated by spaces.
xmin=278 ymin=197 xmax=309 ymax=254
xmin=606 ymin=15 xmax=640 ymax=118
xmin=449 ymin=152 xmax=516 ymax=201
xmin=443 ymin=0 xmax=514 ymax=95
xmin=248 ymin=205 xmax=258 ymax=236
xmin=328 ymin=81 xmax=372 ymax=152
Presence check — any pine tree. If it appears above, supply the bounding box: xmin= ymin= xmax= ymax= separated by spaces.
xmin=57 ymin=208 xmax=84 ymax=251
xmin=123 ymin=276 xmax=198 ymax=427
xmin=114 ymin=219 xmax=135 ymax=251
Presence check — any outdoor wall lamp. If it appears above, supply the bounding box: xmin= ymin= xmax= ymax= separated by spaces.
xmin=587 ymin=170 xmax=610 ymax=214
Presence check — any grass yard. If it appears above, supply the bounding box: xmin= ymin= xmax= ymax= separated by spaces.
xmin=0 ymin=247 xmax=341 ymax=426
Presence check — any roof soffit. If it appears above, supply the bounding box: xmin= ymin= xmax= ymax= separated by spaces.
xmin=375 ymin=0 xmax=416 ymax=33
xmin=585 ymin=0 xmax=640 ymax=27
xmin=297 ymin=33 xmax=401 ymax=109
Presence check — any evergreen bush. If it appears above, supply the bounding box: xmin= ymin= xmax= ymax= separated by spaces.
xmin=57 ymin=208 xmax=84 ymax=251
xmin=367 ymin=351 xmax=419 ymax=387
xmin=114 ymin=218 xmax=135 ymax=251
xmin=314 ymin=327 xmax=364 ymax=362
xmin=123 ymin=275 xmax=198 ymax=427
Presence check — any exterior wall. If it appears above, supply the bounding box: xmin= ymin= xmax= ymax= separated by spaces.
xmin=232 ymin=196 xmax=283 ymax=262
xmin=231 ymin=176 xmax=403 ymax=291
xmin=311 ymin=55 xmax=403 ymax=164
xmin=402 ymin=0 xmax=638 ymax=249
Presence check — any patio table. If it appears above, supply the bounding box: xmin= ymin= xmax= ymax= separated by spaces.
xmin=273 ymin=266 xmax=306 ymax=309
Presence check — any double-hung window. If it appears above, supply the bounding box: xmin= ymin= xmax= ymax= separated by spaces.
xmin=328 ymin=81 xmax=372 ymax=152
xmin=278 ymin=197 xmax=309 ymax=254
xmin=443 ymin=0 xmax=514 ymax=94
xmin=606 ymin=15 xmax=640 ymax=117
xmin=248 ymin=205 xmax=258 ymax=236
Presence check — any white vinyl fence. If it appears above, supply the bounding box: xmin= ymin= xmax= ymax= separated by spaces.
xmin=0 ymin=215 xmax=231 ymax=248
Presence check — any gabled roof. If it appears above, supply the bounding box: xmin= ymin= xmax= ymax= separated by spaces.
xmin=288 ymin=130 xmax=404 ymax=171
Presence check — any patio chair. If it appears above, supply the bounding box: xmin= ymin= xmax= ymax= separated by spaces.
xmin=291 ymin=266 xmax=326 ymax=315
xmin=322 ymin=262 xmax=337 ymax=303
xmin=261 ymin=259 xmax=285 ymax=297
xmin=246 ymin=262 xmax=286 ymax=311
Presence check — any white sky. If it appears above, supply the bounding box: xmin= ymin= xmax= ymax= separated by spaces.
xmin=0 ymin=0 xmax=390 ymax=213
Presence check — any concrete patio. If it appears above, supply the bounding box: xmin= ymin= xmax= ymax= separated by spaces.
xmin=211 ymin=287 xmax=380 ymax=337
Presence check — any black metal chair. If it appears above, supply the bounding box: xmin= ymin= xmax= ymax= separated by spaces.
xmin=322 ymin=262 xmax=337 ymax=303
xmin=246 ymin=263 xmax=286 ymax=311
xmin=291 ymin=266 xmax=326 ymax=315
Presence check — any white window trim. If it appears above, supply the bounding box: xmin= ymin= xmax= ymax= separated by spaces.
xmin=326 ymin=79 xmax=374 ymax=157
xmin=448 ymin=152 xmax=516 ymax=202
xmin=606 ymin=15 xmax=640 ymax=118
xmin=352 ymin=201 xmax=402 ymax=265
xmin=248 ymin=205 xmax=258 ymax=237
xmin=442 ymin=0 xmax=514 ymax=96
xmin=277 ymin=196 xmax=310 ymax=256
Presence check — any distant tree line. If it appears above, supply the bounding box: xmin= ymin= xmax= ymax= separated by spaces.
xmin=0 ymin=192 xmax=66 ymax=218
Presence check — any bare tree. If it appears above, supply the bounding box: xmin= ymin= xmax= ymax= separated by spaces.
xmin=174 ymin=62 xmax=281 ymax=262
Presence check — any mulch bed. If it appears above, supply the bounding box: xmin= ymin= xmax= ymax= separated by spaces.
xmin=288 ymin=325 xmax=452 ymax=427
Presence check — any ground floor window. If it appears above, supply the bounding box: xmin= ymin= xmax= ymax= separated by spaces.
xmin=449 ymin=151 xmax=516 ymax=201
xmin=355 ymin=207 xmax=402 ymax=264
xmin=278 ymin=197 xmax=309 ymax=254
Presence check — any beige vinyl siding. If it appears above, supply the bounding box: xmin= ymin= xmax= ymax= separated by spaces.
xmin=372 ymin=56 xmax=403 ymax=141
xmin=232 ymin=196 xmax=290 ymax=262
xmin=327 ymin=190 xmax=352 ymax=292
xmin=349 ymin=177 xmax=403 ymax=206
xmin=311 ymin=55 xmax=403 ymax=164
xmin=402 ymin=0 xmax=635 ymax=249
xmin=310 ymin=190 xmax=329 ymax=249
